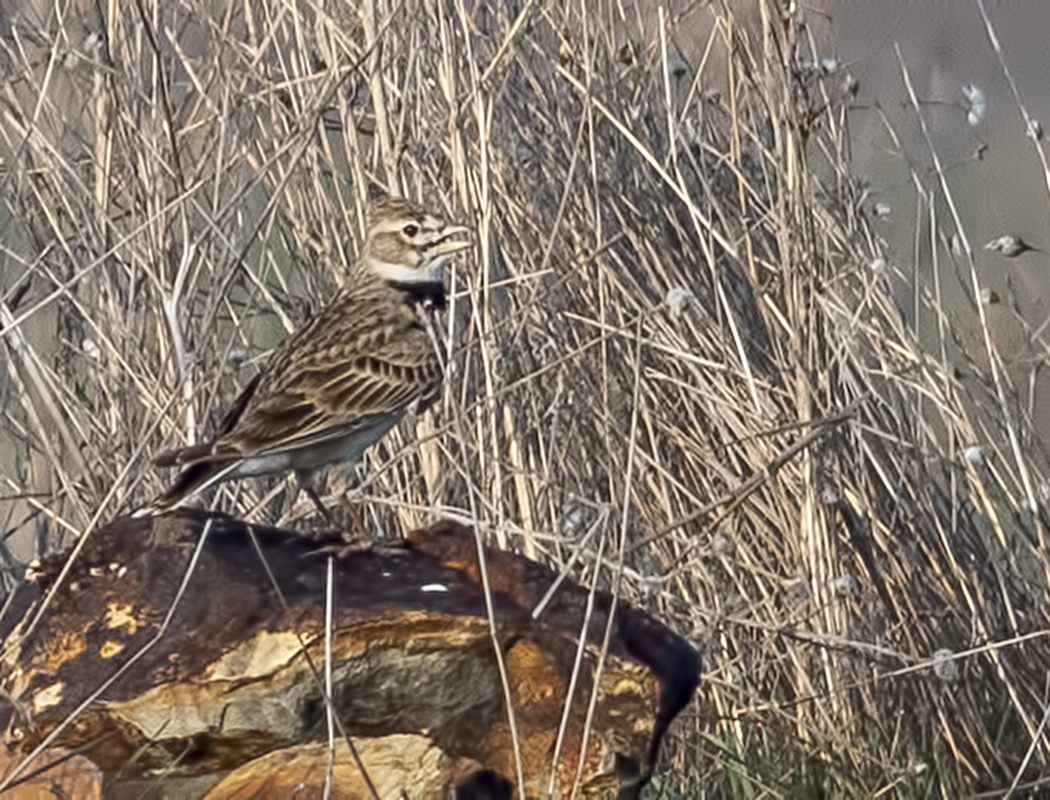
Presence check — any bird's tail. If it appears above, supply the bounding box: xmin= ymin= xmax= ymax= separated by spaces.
xmin=131 ymin=458 xmax=240 ymax=518
xmin=152 ymin=442 xmax=215 ymax=469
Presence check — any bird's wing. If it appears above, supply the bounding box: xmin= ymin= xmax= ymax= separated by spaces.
xmin=152 ymin=372 xmax=263 ymax=468
xmin=154 ymin=277 xmax=443 ymax=468
xmin=216 ymin=319 xmax=442 ymax=457
xmin=215 ymin=371 xmax=264 ymax=437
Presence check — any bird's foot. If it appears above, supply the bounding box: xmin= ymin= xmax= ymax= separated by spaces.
xmin=338 ymin=493 xmax=372 ymax=544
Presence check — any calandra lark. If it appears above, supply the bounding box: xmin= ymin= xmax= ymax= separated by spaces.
xmin=139 ymin=197 xmax=471 ymax=516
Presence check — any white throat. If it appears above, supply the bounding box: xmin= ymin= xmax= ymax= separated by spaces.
xmin=369 ymin=259 xmax=445 ymax=284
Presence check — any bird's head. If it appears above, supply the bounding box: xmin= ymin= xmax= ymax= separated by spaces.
xmin=362 ymin=197 xmax=472 ymax=291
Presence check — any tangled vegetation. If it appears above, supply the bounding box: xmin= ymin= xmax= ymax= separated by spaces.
xmin=1 ymin=0 xmax=1048 ymax=795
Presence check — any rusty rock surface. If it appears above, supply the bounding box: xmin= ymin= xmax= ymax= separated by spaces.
xmin=0 ymin=511 xmax=699 ymax=798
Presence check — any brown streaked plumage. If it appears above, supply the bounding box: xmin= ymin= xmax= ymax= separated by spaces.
xmin=137 ymin=197 xmax=471 ymax=516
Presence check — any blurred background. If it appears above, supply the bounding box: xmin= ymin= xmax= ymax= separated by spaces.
xmin=669 ymin=0 xmax=1050 ymax=435
xmin=836 ymin=1 xmax=1050 ymax=436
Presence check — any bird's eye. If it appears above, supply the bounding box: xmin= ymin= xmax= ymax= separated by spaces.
xmin=402 ymin=224 xmax=419 ymax=237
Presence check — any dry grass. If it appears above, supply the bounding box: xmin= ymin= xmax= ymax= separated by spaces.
xmin=2 ymin=0 xmax=1049 ymax=796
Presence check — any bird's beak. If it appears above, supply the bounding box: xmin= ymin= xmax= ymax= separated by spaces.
xmin=430 ymin=224 xmax=473 ymax=256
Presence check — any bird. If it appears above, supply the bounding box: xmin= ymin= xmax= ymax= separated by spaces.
xmin=136 ymin=197 xmax=471 ymax=518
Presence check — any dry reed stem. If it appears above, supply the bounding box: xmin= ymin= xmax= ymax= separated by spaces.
xmin=1 ymin=0 xmax=1049 ymax=796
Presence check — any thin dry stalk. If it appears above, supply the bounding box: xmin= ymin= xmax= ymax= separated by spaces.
xmin=1 ymin=0 xmax=1049 ymax=796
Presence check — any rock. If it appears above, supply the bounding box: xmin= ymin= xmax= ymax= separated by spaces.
xmin=0 ymin=746 xmax=102 ymax=799
xmin=0 ymin=511 xmax=699 ymax=798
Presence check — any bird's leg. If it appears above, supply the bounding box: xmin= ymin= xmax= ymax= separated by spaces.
xmin=304 ymin=485 xmax=336 ymax=527
xmin=294 ymin=469 xmax=336 ymax=530
xmin=338 ymin=492 xmax=371 ymax=545
xmin=333 ymin=464 xmax=373 ymax=545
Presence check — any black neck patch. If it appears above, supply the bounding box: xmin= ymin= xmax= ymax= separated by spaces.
xmin=389 ymin=279 xmax=446 ymax=309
